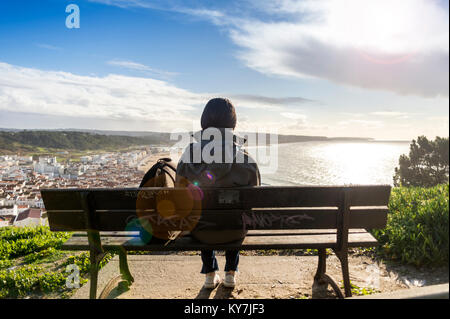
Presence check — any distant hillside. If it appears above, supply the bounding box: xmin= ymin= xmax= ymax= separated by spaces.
xmin=0 ymin=130 xmax=170 ymax=153
xmin=237 ymin=132 xmax=373 ymax=144
xmin=0 ymin=129 xmax=375 ymax=153
xmin=58 ymin=129 xmax=373 ymax=143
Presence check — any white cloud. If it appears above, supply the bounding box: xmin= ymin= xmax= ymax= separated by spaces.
xmin=228 ymin=0 xmax=449 ymax=97
xmin=89 ymin=0 xmax=225 ymax=23
xmin=338 ymin=119 xmax=384 ymax=128
xmin=231 ymin=94 xmax=315 ymax=105
xmin=36 ymin=43 xmax=63 ymax=51
xmin=370 ymin=111 xmax=413 ymax=119
xmin=427 ymin=115 xmax=449 ymax=128
xmin=427 ymin=116 xmax=449 ymax=121
xmin=371 ymin=112 xmax=408 ymax=117
xmin=107 ymin=60 xmax=151 ymax=71
xmin=0 ymin=62 xmax=204 ymax=129
xmin=90 ymin=0 xmax=449 ymax=97
xmin=281 ymin=112 xmax=307 ymax=121
xmin=0 ymin=62 xmax=315 ymax=132
xmin=88 ymin=0 xmax=151 ymax=8
xmin=228 ymin=94 xmax=315 ymax=111
xmin=107 ymin=59 xmax=178 ymax=78
xmin=280 ymin=112 xmax=309 ymax=132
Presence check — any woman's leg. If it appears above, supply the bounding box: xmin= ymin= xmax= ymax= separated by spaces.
xmin=223 ymin=250 xmax=239 ymax=288
xmin=200 ymin=250 xmax=219 ymax=274
xmin=224 ymin=250 xmax=240 ymax=272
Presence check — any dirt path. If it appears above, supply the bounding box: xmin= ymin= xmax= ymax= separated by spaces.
xmin=70 ymin=254 xmax=448 ymax=299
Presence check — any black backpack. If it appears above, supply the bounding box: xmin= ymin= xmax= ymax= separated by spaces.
xmin=139 ymin=158 xmax=176 ymax=188
xmin=137 ymin=158 xmax=180 ymax=244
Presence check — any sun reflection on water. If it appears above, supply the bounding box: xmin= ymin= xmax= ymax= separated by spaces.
xmin=262 ymin=141 xmax=410 ymax=186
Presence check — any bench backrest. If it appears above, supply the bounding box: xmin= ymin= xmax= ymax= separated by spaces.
xmin=41 ymin=186 xmax=391 ymax=238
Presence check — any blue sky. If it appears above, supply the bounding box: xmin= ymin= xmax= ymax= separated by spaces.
xmin=0 ymin=0 xmax=448 ymax=140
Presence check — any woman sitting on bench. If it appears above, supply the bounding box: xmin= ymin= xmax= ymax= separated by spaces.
xmin=176 ymin=97 xmax=261 ymax=289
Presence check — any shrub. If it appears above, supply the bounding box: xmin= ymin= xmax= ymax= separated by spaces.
xmin=372 ymin=184 xmax=449 ymax=267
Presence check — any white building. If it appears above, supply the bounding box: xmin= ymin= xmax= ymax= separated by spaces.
xmin=0 ymin=205 xmax=18 ymax=216
xmin=13 ymin=208 xmax=42 ymax=227
xmin=0 ymin=204 xmax=29 ymax=217
xmin=80 ymin=156 xmax=92 ymax=163
xmin=33 ymin=157 xmax=65 ymax=177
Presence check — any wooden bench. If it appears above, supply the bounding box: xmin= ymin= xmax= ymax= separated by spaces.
xmin=41 ymin=185 xmax=391 ymax=299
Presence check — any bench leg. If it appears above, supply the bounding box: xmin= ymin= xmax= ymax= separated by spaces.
xmin=89 ymin=252 xmax=100 ymax=299
xmin=313 ymin=249 xmax=345 ymax=299
xmin=336 ymin=251 xmax=352 ymax=297
xmin=314 ymin=248 xmax=327 ymax=282
xmin=119 ymin=248 xmax=134 ymax=285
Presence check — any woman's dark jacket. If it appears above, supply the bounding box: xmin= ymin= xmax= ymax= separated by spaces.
xmin=175 ymin=130 xmax=261 ymax=244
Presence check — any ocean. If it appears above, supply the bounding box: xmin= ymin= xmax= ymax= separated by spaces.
xmin=255 ymin=141 xmax=411 ymax=186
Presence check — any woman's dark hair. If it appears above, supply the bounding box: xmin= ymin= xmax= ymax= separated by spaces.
xmin=201 ymin=98 xmax=237 ymax=129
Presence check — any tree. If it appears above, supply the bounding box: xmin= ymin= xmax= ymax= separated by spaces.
xmin=394 ymin=136 xmax=449 ymax=187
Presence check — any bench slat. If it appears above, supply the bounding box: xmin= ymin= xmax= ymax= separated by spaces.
xmin=61 ymin=229 xmax=378 ymax=251
xmin=47 ymin=207 xmax=387 ymax=232
xmin=245 ymin=228 xmax=369 ymax=236
xmin=41 ymin=185 xmax=391 ymax=211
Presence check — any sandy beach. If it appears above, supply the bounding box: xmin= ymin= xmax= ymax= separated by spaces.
xmin=137 ymin=152 xmax=178 ymax=172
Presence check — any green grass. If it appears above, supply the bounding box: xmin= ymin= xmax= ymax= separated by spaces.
xmin=62 ymin=252 xmax=115 ymax=274
xmin=372 ymin=184 xmax=449 ymax=267
xmin=0 ymin=259 xmax=13 ymax=270
xmin=340 ymin=281 xmax=380 ymax=296
xmin=0 ymin=226 xmax=113 ymax=299
xmin=22 ymin=248 xmax=64 ymax=264
xmin=0 ymin=226 xmax=71 ymax=260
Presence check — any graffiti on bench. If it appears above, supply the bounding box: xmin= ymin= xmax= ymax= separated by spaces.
xmin=242 ymin=211 xmax=314 ymax=230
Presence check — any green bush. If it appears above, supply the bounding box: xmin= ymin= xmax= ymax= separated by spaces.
xmin=0 ymin=226 xmax=53 ymax=241
xmin=0 ymin=226 xmax=117 ymax=298
xmin=38 ymin=271 xmax=67 ymax=293
xmin=0 ymin=265 xmax=41 ymax=297
xmin=22 ymin=247 xmax=62 ymax=264
xmin=63 ymin=252 xmax=115 ymax=275
xmin=0 ymin=259 xmax=13 ymax=270
xmin=0 ymin=265 xmax=69 ymax=298
xmin=0 ymin=226 xmax=71 ymax=260
xmin=373 ymin=184 xmax=449 ymax=267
